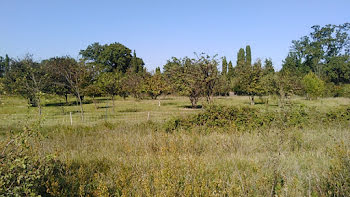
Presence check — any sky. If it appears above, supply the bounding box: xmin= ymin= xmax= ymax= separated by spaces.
xmin=0 ymin=0 xmax=349 ymax=71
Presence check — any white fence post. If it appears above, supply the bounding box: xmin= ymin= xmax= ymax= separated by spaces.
xmin=70 ymin=112 xmax=73 ymax=126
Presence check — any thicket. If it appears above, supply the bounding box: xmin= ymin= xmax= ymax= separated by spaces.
xmin=164 ymin=104 xmax=350 ymax=133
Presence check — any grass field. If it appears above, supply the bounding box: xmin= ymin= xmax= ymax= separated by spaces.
xmin=1 ymin=95 xmax=350 ymax=196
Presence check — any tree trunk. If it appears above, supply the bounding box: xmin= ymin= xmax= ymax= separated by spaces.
xmin=93 ymin=95 xmax=97 ymax=109
xmin=65 ymin=94 xmax=68 ymax=104
xmin=112 ymin=94 xmax=115 ymax=113
xmin=37 ymin=96 xmax=42 ymax=116
xmin=77 ymin=92 xmax=84 ymax=121
xmin=250 ymin=95 xmax=255 ymax=105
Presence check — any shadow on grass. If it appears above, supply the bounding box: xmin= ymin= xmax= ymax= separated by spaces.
xmin=182 ymin=105 xmax=203 ymax=109
xmin=97 ymin=106 xmax=112 ymax=109
xmin=45 ymin=100 xmax=92 ymax=107
xmin=118 ymin=108 xmax=140 ymax=112
xmin=162 ymin=102 xmax=178 ymax=106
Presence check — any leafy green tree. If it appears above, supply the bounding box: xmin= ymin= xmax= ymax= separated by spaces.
xmin=83 ymin=82 xmax=102 ymax=109
xmin=163 ymin=54 xmax=219 ymax=107
xmin=323 ymin=55 xmax=350 ymax=84
xmin=46 ymin=57 xmax=91 ymax=120
xmin=286 ymin=23 xmax=350 ymax=81
xmin=80 ymin=42 xmax=142 ymax=73
xmin=144 ymin=71 xmax=168 ymax=99
xmin=234 ymin=59 xmax=264 ymax=105
xmin=121 ymin=70 xmax=147 ymax=99
xmin=97 ymin=72 xmax=122 ymax=109
xmin=246 ymin=45 xmax=252 ymax=66
xmin=4 ymin=55 xmax=49 ymax=114
xmin=130 ymin=50 xmax=145 ymax=73
xmin=236 ymin=48 xmax=246 ymax=68
xmin=263 ymin=58 xmax=275 ymax=75
xmin=221 ymin=56 xmax=227 ymax=75
xmin=302 ymin=72 xmax=325 ymax=100
xmin=0 ymin=56 xmax=4 ymax=78
xmin=227 ymin=61 xmax=234 ymax=78
xmin=42 ymin=58 xmax=72 ymax=103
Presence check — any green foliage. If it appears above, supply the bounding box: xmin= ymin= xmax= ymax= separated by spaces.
xmin=227 ymin=60 xmax=234 ymax=78
xmin=246 ymin=45 xmax=252 ymax=66
xmin=163 ymin=54 xmax=219 ymax=107
xmin=221 ymin=56 xmax=228 ymax=75
xmin=285 ymin=23 xmax=350 ymax=83
xmin=97 ymin=72 xmax=123 ymax=100
xmin=80 ymin=42 xmax=144 ymax=73
xmin=144 ymin=72 xmax=169 ymax=99
xmin=236 ymin=48 xmax=246 ymax=68
xmin=0 ymin=127 xmax=69 ymax=196
xmin=319 ymin=142 xmax=350 ymax=196
xmin=165 ymin=104 xmax=315 ymax=132
xmin=302 ymin=72 xmax=325 ymax=100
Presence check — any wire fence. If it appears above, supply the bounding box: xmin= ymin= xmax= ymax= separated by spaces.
xmin=0 ymin=111 xmax=196 ymax=127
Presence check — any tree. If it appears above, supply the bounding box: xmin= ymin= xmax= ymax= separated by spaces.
xmin=46 ymin=57 xmax=91 ymax=120
xmin=4 ymin=55 xmax=49 ymax=115
xmin=80 ymin=42 xmax=143 ymax=73
xmin=97 ymin=72 xmax=122 ymax=110
xmin=163 ymin=54 xmax=219 ymax=107
xmin=227 ymin=61 xmax=234 ymax=78
xmin=221 ymin=57 xmax=227 ymax=75
xmin=302 ymin=72 xmax=325 ymax=100
xmin=198 ymin=54 xmax=220 ymax=102
xmin=323 ymin=55 xmax=350 ymax=84
xmin=144 ymin=71 xmax=168 ymax=99
xmin=83 ymin=82 xmax=102 ymax=109
xmin=246 ymin=45 xmax=252 ymax=66
xmin=236 ymin=48 xmax=246 ymax=68
xmin=130 ymin=50 xmax=145 ymax=73
xmin=0 ymin=56 xmax=4 ymax=78
xmin=286 ymin=23 xmax=350 ymax=80
xmin=263 ymin=58 xmax=275 ymax=75
xmin=121 ymin=70 xmax=147 ymax=99
xmin=234 ymin=59 xmax=264 ymax=105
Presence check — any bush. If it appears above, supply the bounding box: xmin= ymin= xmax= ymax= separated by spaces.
xmin=164 ymin=104 xmax=350 ymax=133
xmin=302 ymin=72 xmax=325 ymax=100
xmin=0 ymin=128 xmax=70 ymax=196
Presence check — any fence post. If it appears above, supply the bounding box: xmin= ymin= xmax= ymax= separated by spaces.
xmin=147 ymin=112 xmax=150 ymax=121
xmin=70 ymin=112 xmax=73 ymax=126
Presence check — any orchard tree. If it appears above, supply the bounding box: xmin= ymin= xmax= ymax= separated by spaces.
xmin=198 ymin=54 xmax=220 ymax=102
xmin=144 ymin=71 xmax=169 ymax=99
xmin=122 ymin=70 xmax=147 ymax=99
xmin=97 ymin=72 xmax=123 ymax=109
xmin=163 ymin=54 xmax=219 ymax=107
xmin=46 ymin=57 xmax=91 ymax=120
xmin=83 ymin=82 xmax=102 ymax=109
xmin=4 ymin=55 xmax=49 ymax=115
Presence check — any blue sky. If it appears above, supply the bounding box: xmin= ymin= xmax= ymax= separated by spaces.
xmin=0 ymin=0 xmax=349 ymax=71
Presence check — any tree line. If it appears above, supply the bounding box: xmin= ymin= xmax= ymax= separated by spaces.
xmin=0 ymin=23 xmax=349 ymax=116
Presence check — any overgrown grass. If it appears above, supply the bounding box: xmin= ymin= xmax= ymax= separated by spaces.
xmin=1 ymin=95 xmax=350 ymax=196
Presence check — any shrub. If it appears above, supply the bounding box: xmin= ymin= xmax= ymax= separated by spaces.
xmin=302 ymin=72 xmax=325 ymax=100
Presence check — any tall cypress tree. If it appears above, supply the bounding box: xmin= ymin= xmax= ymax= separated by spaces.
xmin=4 ymin=54 xmax=10 ymax=74
xmin=236 ymin=48 xmax=245 ymax=68
xmin=228 ymin=61 xmax=234 ymax=78
xmin=222 ymin=57 xmax=228 ymax=75
xmin=246 ymin=45 xmax=252 ymax=66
